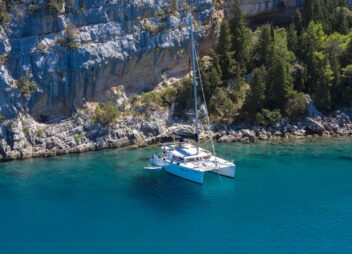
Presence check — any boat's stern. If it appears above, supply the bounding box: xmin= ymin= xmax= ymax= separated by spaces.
xmin=150 ymin=155 xmax=168 ymax=168
xmin=211 ymin=163 xmax=236 ymax=178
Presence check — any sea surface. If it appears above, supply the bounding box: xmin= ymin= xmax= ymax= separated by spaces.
xmin=0 ymin=138 xmax=351 ymax=254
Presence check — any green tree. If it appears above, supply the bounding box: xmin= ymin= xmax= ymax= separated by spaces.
xmin=216 ymin=21 xmax=235 ymax=81
xmin=201 ymin=51 xmax=223 ymax=102
xmin=338 ymin=65 xmax=352 ymax=107
xmin=335 ymin=7 xmax=349 ymax=34
xmin=266 ymin=56 xmax=293 ymax=111
xmin=209 ymin=88 xmax=236 ymax=124
xmin=255 ymin=25 xmax=275 ymax=67
xmin=287 ymin=24 xmax=298 ymax=54
xmin=294 ymin=9 xmax=304 ymax=35
xmin=303 ymin=0 xmax=325 ymax=27
xmin=340 ymin=37 xmax=352 ymax=67
xmin=245 ymin=66 xmax=267 ymax=119
xmin=311 ymin=51 xmax=334 ymax=111
xmin=300 ymin=22 xmax=326 ymax=93
xmin=230 ymin=0 xmax=250 ymax=71
xmin=255 ymin=109 xmax=282 ymax=126
xmin=285 ymin=92 xmax=307 ymax=119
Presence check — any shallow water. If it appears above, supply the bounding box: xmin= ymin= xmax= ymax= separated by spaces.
xmin=0 ymin=138 xmax=351 ymax=254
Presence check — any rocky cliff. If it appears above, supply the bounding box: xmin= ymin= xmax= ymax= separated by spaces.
xmin=0 ymin=0 xmax=306 ymax=123
xmin=0 ymin=0 xmax=223 ymax=122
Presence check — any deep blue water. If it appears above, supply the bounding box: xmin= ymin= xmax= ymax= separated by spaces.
xmin=0 ymin=138 xmax=352 ymax=254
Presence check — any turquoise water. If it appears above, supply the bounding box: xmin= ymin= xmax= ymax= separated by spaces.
xmin=0 ymin=139 xmax=351 ymax=254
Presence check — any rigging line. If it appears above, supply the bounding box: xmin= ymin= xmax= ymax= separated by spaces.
xmin=193 ymin=40 xmax=218 ymax=167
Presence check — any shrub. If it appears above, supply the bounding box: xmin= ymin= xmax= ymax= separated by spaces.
xmin=0 ymin=54 xmax=7 ymax=64
xmin=285 ymin=92 xmax=307 ymax=119
xmin=36 ymin=42 xmax=47 ymax=52
xmin=93 ymin=102 xmax=120 ymax=126
xmin=139 ymin=86 xmax=177 ymax=112
xmin=36 ymin=128 xmax=44 ymax=137
xmin=0 ymin=113 xmax=4 ymax=123
xmin=255 ymin=109 xmax=282 ymax=126
xmin=0 ymin=0 xmax=10 ymax=25
xmin=29 ymin=4 xmax=40 ymax=12
xmin=23 ymin=126 xmax=30 ymax=136
xmin=144 ymin=23 xmax=159 ymax=34
xmin=209 ymin=87 xmax=237 ymax=123
xmin=56 ymin=24 xmax=80 ymax=49
xmin=46 ymin=0 xmax=64 ymax=13
xmin=17 ymin=75 xmax=38 ymax=97
xmin=74 ymin=133 xmax=84 ymax=143
xmin=173 ymin=78 xmax=194 ymax=118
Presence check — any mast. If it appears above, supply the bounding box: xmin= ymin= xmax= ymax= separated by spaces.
xmin=189 ymin=14 xmax=199 ymax=154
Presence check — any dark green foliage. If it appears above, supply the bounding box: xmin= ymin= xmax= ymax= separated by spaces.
xmin=209 ymin=87 xmax=237 ymax=124
xmin=173 ymin=78 xmax=194 ymax=118
xmin=245 ymin=67 xmax=267 ymax=119
xmin=229 ymin=0 xmax=250 ymax=72
xmin=338 ymin=65 xmax=352 ymax=107
xmin=93 ymin=102 xmax=120 ymax=126
xmin=216 ymin=21 xmax=235 ymax=81
xmin=340 ymin=38 xmax=352 ymax=67
xmin=302 ymin=0 xmax=350 ymax=34
xmin=170 ymin=1 xmax=352 ymax=124
xmin=285 ymin=92 xmax=307 ymax=119
xmin=255 ymin=109 xmax=282 ymax=127
xmin=200 ymin=52 xmax=223 ymax=102
xmin=294 ymin=9 xmax=304 ymax=35
xmin=255 ymin=25 xmax=275 ymax=67
xmin=287 ymin=24 xmax=298 ymax=53
xmin=311 ymin=52 xmax=333 ymax=111
xmin=0 ymin=113 xmax=4 ymax=123
xmin=291 ymin=64 xmax=306 ymax=92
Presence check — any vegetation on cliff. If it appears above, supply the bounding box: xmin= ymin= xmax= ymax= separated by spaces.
xmin=173 ymin=0 xmax=352 ymax=126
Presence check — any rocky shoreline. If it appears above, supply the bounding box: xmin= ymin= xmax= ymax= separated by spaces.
xmin=0 ymin=108 xmax=351 ymax=162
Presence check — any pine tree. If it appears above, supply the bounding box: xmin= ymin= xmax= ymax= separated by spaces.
xmin=303 ymin=0 xmax=325 ymax=27
xmin=311 ymin=51 xmax=334 ymax=111
xmin=340 ymin=38 xmax=352 ymax=67
xmin=266 ymin=56 xmax=293 ymax=111
xmin=287 ymin=24 xmax=298 ymax=53
xmin=339 ymin=65 xmax=352 ymax=107
xmin=230 ymin=0 xmax=250 ymax=72
xmin=300 ymin=22 xmax=326 ymax=93
xmin=201 ymin=51 xmax=223 ymax=102
xmin=216 ymin=21 xmax=235 ymax=81
xmin=335 ymin=7 xmax=349 ymax=34
xmin=245 ymin=66 xmax=267 ymax=119
xmin=256 ymin=25 xmax=275 ymax=67
xmin=294 ymin=9 xmax=303 ymax=35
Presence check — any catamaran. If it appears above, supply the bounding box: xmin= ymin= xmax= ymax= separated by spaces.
xmin=149 ymin=14 xmax=236 ymax=184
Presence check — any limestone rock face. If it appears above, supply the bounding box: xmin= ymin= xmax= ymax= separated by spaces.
xmin=0 ymin=0 xmax=222 ymax=121
xmin=223 ymin=0 xmax=303 ymax=19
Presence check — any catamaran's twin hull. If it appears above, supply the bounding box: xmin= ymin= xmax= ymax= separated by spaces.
xmin=150 ymin=157 xmax=236 ymax=184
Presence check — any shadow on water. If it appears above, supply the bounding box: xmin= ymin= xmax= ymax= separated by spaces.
xmin=128 ymin=170 xmax=206 ymax=215
xmin=338 ymin=155 xmax=352 ymax=161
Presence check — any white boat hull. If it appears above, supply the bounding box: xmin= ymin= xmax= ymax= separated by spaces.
xmin=150 ymin=156 xmax=204 ymax=184
xmin=150 ymin=156 xmax=235 ymax=184
xmin=211 ymin=165 xmax=236 ymax=178
xmin=164 ymin=164 xmax=204 ymax=184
